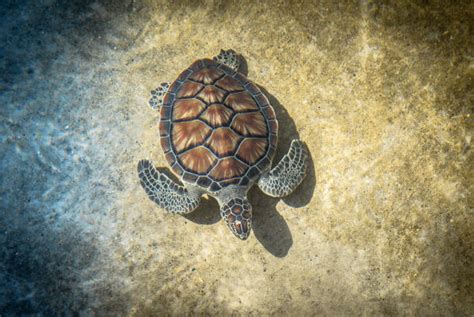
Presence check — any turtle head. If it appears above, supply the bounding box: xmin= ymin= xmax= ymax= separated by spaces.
xmin=220 ymin=198 xmax=252 ymax=240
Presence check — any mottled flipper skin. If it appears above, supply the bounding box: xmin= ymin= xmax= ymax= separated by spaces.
xmin=138 ymin=160 xmax=201 ymax=214
xmin=148 ymin=82 xmax=170 ymax=110
xmin=258 ymin=140 xmax=308 ymax=197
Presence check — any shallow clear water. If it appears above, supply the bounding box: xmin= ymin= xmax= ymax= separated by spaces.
xmin=1 ymin=0 xmax=472 ymax=315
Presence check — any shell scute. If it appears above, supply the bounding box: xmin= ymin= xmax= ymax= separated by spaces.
xmin=225 ymin=91 xmax=258 ymax=112
xmin=189 ymin=67 xmax=224 ymax=84
xmin=182 ymin=172 xmax=199 ymax=183
xmin=246 ymin=166 xmax=260 ymax=180
xmin=200 ymin=58 xmax=215 ymax=67
xmin=219 ymin=178 xmax=241 ymax=187
xmin=200 ymin=104 xmax=233 ymax=127
xmin=197 ymin=176 xmax=212 ymax=187
xmin=232 ymin=72 xmax=249 ymax=85
xmin=209 ymin=158 xmax=248 ymax=181
xmin=244 ymin=82 xmax=260 ymax=96
xmin=268 ymin=120 xmax=278 ymax=134
xmin=173 ymin=99 xmax=206 ymax=121
xmin=178 ymin=146 xmax=216 ymax=174
xmin=256 ymin=157 xmax=272 ymax=172
xmin=176 ymin=81 xmax=204 ymax=98
xmin=176 ymin=69 xmax=193 ymax=82
xmin=210 ymin=182 xmax=221 ymax=192
xmin=159 ymin=120 xmax=171 ymax=137
xmin=254 ymin=93 xmax=270 ymax=108
xmin=167 ymin=81 xmax=181 ymax=94
xmin=262 ymin=106 xmax=276 ymax=120
xmin=215 ymin=76 xmax=244 ymax=92
xmin=269 ymin=133 xmax=278 ymax=147
xmin=171 ymin=162 xmax=185 ymax=176
xmin=231 ymin=112 xmax=268 ymax=137
xmin=189 ymin=60 xmax=204 ymax=71
xmin=172 ymin=120 xmax=212 ymax=153
xmin=197 ymin=85 xmax=226 ymax=104
xmin=239 ymin=176 xmax=250 ymax=186
xmin=236 ymin=138 xmax=268 ymax=165
xmin=206 ymin=127 xmax=241 ymax=156
xmin=160 ymin=104 xmax=173 ymax=120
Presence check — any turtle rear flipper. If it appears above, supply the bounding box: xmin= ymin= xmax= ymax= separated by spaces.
xmin=258 ymin=140 xmax=307 ymax=197
xmin=213 ymin=49 xmax=240 ymax=72
xmin=138 ymin=160 xmax=200 ymax=214
xmin=148 ymin=82 xmax=170 ymax=111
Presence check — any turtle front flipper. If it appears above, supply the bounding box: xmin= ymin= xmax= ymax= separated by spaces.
xmin=258 ymin=140 xmax=308 ymax=198
xmin=213 ymin=49 xmax=240 ymax=72
xmin=148 ymin=82 xmax=170 ymax=111
xmin=137 ymin=160 xmax=201 ymax=214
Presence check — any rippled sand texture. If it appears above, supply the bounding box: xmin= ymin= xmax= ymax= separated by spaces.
xmin=1 ymin=0 xmax=472 ymax=315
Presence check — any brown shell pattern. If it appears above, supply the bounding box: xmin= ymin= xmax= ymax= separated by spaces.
xmin=159 ymin=59 xmax=278 ymax=192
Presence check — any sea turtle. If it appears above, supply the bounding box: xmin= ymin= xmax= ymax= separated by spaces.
xmin=138 ymin=50 xmax=307 ymax=240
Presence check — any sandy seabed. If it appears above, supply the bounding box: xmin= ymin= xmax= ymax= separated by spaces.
xmin=1 ymin=0 xmax=473 ymax=315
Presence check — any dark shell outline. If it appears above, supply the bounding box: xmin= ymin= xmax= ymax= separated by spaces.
xmin=160 ymin=58 xmax=278 ymax=192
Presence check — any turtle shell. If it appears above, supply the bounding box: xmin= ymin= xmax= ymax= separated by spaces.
xmin=159 ymin=58 xmax=278 ymax=192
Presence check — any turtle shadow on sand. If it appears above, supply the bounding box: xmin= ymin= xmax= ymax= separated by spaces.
xmin=183 ymin=54 xmax=316 ymax=258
